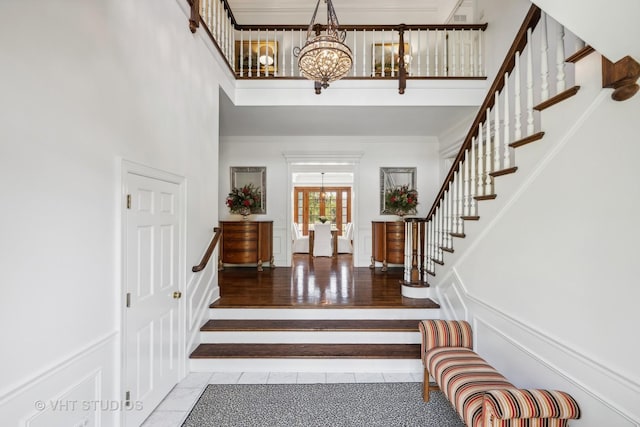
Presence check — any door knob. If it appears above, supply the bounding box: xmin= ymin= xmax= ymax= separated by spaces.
xmin=173 ymin=291 xmax=182 ymax=299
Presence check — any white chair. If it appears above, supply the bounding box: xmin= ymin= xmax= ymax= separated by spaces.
xmin=291 ymin=223 xmax=309 ymax=253
xmin=337 ymin=222 xmax=354 ymax=253
xmin=312 ymin=222 xmax=333 ymax=257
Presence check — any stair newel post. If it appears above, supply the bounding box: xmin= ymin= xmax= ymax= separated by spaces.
xmin=514 ymin=52 xmax=522 ymax=141
xmin=503 ymin=72 xmax=511 ymax=168
xmin=526 ymin=28 xmax=535 ymax=136
xmin=477 ymin=123 xmax=484 ymax=196
xmin=540 ymin=12 xmax=550 ymax=101
xmin=402 ymin=218 xmax=421 ymax=284
xmin=556 ymin=22 xmax=566 ymax=93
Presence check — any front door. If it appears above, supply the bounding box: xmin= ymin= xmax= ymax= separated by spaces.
xmin=123 ymin=170 xmax=182 ymax=426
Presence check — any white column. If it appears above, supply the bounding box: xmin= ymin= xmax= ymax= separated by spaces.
xmin=540 ymin=12 xmax=550 ymax=101
xmin=556 ymin=22 xmax=566 ymax=93
xmin=514 ymin=52 xmax=522 ymax=141
xmin=503 ymin=72 xmax=511 ymax=168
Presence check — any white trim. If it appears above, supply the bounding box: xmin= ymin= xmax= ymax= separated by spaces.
xmin=0 ymin=331 xmax=117 ymax=404
xmin=474 ymin=315 xmax=639 ymax=425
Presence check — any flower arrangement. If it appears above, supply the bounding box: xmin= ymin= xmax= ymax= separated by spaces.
xmin=385 ymin=184 xmax=418 ymax=216
xmin=318 ymin=216 xmax=328 ymax=223
xmin=226 ymin=183 xmax=262 ymax=215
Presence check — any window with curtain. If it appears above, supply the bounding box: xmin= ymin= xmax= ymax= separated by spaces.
xmin=294 ymin=186 xmax=351 ymax=236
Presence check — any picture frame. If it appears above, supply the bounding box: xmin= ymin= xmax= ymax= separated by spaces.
xmin=230 ymin=166 xmax=267 ymax=214
xmin=380 ymin=167 xmax=416 ymax=215
xmin=372 ymin=43 xmax=410 ymax=76
xmin=235 ymin=41 xmax=278 ymax=75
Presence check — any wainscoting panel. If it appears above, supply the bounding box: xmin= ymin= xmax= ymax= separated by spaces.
xmin=434 ymin=265 xmax=640 ymax=427
xmin=0 ymin=333 xmax=118 ymax=427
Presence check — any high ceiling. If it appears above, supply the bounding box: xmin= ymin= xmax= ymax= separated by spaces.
xmin=220 ymin=0 xmax=479 ymax=139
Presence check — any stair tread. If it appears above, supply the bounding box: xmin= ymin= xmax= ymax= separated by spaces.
xmin=190 ymin=343 xmax=421 ymax=359
xmin=201 ymin=319 xmax=421 ymax=332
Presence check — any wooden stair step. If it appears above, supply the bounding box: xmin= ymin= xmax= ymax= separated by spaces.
xmin=510 ymin=131 xmax=545 ymax=148
xmin=201 ymin=319 xmax=421 ymax=332
xmin=190 ymin=343 xmax=421 ymax=359
xmin=534 ymin=85 xmax=580 ymax=111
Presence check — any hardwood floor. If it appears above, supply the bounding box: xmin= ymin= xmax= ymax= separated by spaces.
xmin=213 ymin=254 xmax=439 ymax=309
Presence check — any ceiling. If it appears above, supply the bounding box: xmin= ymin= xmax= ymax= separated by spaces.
xmin=220 ymin=0 xmax=479 ymax=139
xmin=219 ymin=91 xmax=477 ymax=137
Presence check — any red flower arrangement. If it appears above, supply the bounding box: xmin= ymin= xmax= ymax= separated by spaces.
xmin=226 ymin=184 xmax=262 ymax=215
xmin=385 ymin=184 xmax=418 ymax=216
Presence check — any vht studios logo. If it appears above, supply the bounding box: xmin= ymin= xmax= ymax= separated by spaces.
xmin=34 ymin=399 xmax=143 ymax=411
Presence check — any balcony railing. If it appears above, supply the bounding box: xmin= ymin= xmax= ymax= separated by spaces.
xmin=190 ymin=0 xmax=488 ymax=84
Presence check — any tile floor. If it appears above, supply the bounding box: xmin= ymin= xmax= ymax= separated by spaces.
xmin=141 ymin=371 xmax=423 ymax=427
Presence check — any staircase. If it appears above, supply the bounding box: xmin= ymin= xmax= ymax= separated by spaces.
xmin=190 ymin=303 xmax=440 ymax=373
xmin=399 ymin=7 xmax=604 ymax=298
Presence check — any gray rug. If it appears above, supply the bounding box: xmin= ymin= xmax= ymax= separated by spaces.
xmin=182 ymin=382 xmax=464 ymax=427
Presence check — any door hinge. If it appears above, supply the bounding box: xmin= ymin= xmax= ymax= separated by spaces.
xmin=125 ymin=390 xmax=131 ymax=407
xmin=126 ymin=292 xmax=131 ymax=308
xmin=126 ymin=194 xmax=132 ymax=209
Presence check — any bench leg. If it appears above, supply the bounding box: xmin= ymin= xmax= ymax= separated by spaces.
xmin=422 ymin=368 xmax=431 ymax=402
xmin=423 ymin=367 xmax=440 ymax=402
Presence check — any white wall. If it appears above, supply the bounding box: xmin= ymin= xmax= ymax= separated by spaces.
xmin=433 ymin=51 xmax=640 ymax=425
xmin=532 ymin=0 xmax=640 ymax=63
xmin=219 ymin=136 xmax=440 ymax=267
xmin=0 ymin=0 xmax=225 ymax=425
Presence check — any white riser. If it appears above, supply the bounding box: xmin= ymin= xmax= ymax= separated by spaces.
xmin=209 ymin=308 xmax=441 ymax=320
xmin=199 ymin=331 xmax=421 ymax=344
xmin=190 ymin=358 xmax=423 ymax=373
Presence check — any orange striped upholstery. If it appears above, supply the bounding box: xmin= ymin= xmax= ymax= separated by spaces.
xmin=419 ymin=320 xmax=473 ymax=361
xmin=420 ymin=320 xmax=581 ymax=427
xmin=426 ymin=347 xmax=515 ymax=427
xmin=482 ymin=389 xmax=581 ymax=427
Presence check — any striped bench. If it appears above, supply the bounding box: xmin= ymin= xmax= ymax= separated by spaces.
xmin=419 ymin=320 xmax=581 ymax=427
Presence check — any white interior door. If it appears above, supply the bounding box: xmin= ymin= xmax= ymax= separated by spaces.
xmin=123 ymin=171 xmax=182 ymax=427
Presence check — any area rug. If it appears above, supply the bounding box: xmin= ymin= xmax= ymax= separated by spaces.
xmin=182 ymin=382 xmax=465 ymax=427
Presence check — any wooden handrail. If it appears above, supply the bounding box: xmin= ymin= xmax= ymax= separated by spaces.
xmin=426 ymin=5 xmax=541 ymax=220
xmin=192 ymin=227 xmax=222 ymax=272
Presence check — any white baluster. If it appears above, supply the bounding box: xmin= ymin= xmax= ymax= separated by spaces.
xmin=381 ymin=29 xmax=386 ymax=76
xmin=514 ymin=52 xmax=522 ymax=140
xmin=493 ymin=92 xmax=501 ymax=173
xmin=484 ymin=117 xmax=492 ymax=195
xmin=248 ymin=30 xmax=252 ymax=77
xmin=451 ymin=171 xmax=458 ymax=235
xmin=447 ymin=187 xmax=453 ymax=248
xmin=503 ymin=72 xmax=511 ymax=168
xmin=463 ymin=154 xmax=470 ymax=216
xmin=461 ymin=30 xmax=467 ymax=76
xmin=417 ymin=29 xmax=421 ymax=76
xmin=265 ymin=29 xmax=269 ymax=77
xmin=456 ymin=163 xmax=464 ymax=233
xmin=426 ymin=29 xmax=430 ymax=77
xmin=526 ymin=28 xmax=534 ymax=135
xmin=556 ymin=22 xmax=566 ymax=93
xmin=443 ymin=30 xmax=448 ymax=76
xmin=362 ymin=30 xmax=364 ymax=77
xmin=540 ymin=12 xmax=549 ymax=101
xmin=470 ymin=138 xmax=476 ymax=215
xmin=470 ymin=31 xmax=475 ymax=77
xmin=239 ymin=30 xmax=244 ymax=76
xmin=452 ymin=30 xmax=457 ymax=76
xmin=434 ymin=30 xmax=439 ymax=77
xmin=290 ymin=29 xmax=294 ymax=77
xmin=477 ymin=123 xmax=484 ymax=196
xmin=479 ymin=30 xmax=483 ymax=76
xmin=371 ymin=29 xmax=375 ymax=76
xmin=353 ymin=29 xmax=357 ymax=76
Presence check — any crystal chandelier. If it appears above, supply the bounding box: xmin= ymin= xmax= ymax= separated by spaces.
xmin=295 ymin=0 xmax=353 ymax=90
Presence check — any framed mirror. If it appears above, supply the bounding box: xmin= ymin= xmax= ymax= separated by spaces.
xmin=380 ymin=167 xmax=416 ymax=215
xmin=230 ymin=166 xmax=267 ymax=214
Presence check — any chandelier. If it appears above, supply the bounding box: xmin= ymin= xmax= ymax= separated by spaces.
xmin=295 ymin=0 xmax=353 ymax=90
